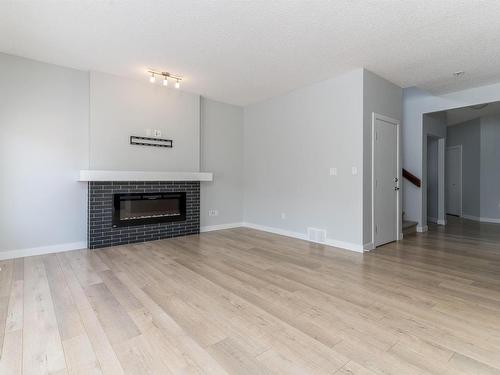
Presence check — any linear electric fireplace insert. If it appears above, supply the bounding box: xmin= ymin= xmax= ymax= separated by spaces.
xmin=112 ymin=192 xmax=186 ymax=227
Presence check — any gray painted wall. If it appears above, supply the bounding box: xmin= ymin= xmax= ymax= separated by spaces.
xmin=445 ymin=115 xmax=500 ymax=221
xmin=243 ymin=69 xmax=365 ymax=248
xmin=0 ymin=53 xmax=89 ymax=253
xmin=446 ymin=118 xmax=481 ymax=218
xmin=422 ymin=112 xmax=447 ymax=227
xmin=90 ymin=71 xmax=200 ymax=172
xmin=480 ymin=115 xmax=500 ymax=220
xmin=0 ymin=53 xmax=243 ymax=255
xmin=427 ymin=136 xmax=439 ymax=220
xmin=362 ymin=70 xmax=402 ymax=244
xmin=200 ymin=98 xmax=244 ymax=228
xmin=403 ymin=83 xmax=500 ymax=228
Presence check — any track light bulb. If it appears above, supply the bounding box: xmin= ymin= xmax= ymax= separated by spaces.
xmin=175 ymin=79 xmax=180 ymax=89
xmin=149 ymin=73 xmax=155 ymax=83
xmin=163 ymin=76 xmax=168 ymax=86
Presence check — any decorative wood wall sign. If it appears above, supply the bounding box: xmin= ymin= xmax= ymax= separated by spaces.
xmin=130 ymin=136 xmax=173 ymax=148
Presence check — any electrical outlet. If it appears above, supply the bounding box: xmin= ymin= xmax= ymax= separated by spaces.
xmin=153 ymin=129 xmax=162 ymax=138
xmin=351 ymin=166 xmax=358 ymax=175
xmin=208 ymin=209 xmax=219 ymax=217
xmin=329 ymin=167 xmax=337 ymax=176
xmin=281 ymin=213 xmax=286 ymax=220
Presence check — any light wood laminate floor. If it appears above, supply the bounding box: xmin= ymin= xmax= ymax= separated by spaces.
xmin=1 ymin=218 xmax=500 ymax=374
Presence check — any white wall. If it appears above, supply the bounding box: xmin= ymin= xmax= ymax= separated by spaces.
xmin=1 ymin=54 xmax=404 ymax=256
xmin=421 ymin=112 xmax=447 ymax=228
xmin=243 ymin=69 xmax=365 ymax=249
xmin=479 ymin=115 xmax=500 ymax=220
xmin=444 ymin=115 xmax=500 ymax=221
xmin=362 ymin=70 xmax=402 ymax=244
xmin=403 ymin=82 xmax=500 ymax=228
xmin=90 ymin=71 xmax=200 ymax=172
xmin=0 ymin=54 xmax=243 ymax=258
xmin=0 ymin=53 xmax=89 ymax=256
xmin=426 ymin=136 xmax=439 ymax=221
xmin=447 ymin=118 xmax=480 ymax=218
xmin=200 ymin=98 xmax=244 ymax=229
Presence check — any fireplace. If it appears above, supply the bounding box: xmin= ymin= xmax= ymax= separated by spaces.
xmin=112 ymin=192 xmax=186 ymax=227
xmin=87 ymin=181 xmax=200 ymax=249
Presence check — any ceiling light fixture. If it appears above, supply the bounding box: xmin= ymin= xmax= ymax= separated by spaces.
xmin=148 ymin=70 xmax=182 ymax=89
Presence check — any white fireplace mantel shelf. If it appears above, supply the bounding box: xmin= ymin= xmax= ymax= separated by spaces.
xmin=79 ymin=170 xmax=213 ymax=182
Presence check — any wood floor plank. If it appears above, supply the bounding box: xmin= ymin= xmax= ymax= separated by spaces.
xmin=56 ymin=253 xmax=125 ymax=375
xmin=335 ymin=360 xmax=378 ymax=375
xmin=208 ymin=337 xmax=272 ymax=374
xmin=1 ymin=215 xmax=500 ymax=374
xmin=43 ymin=254 xmax=88 ymax=341
xmin=0 ymin=330 xmax=23 ymax=375
xmin=112 ymin=271 xmax=230 ymax=374
xmin=23 ymin=256 xmax=67 ymax=374
xmin=84 ymin=282 xmax=141 ymax=345
xmin=42 ymin=254 xmax=103 ymax=374
xmin=0 ymin=259 xmax=24 ymax=375
xmin=0 ymin=259 xmax=14 ymax=357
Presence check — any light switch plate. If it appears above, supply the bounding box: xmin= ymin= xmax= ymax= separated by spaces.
xmin=351 ymin=166 xmax=358 ymax=175
xmin=329 ymin=167 xmax=338 ymax=176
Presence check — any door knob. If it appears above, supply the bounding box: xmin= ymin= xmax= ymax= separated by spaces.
xmin=394 ymin=187 xmax=400 ymax=191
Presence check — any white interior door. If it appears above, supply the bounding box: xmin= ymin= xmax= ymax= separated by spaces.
xmin=373 ymin=116 xmax=399 ymax=247
xmin=445 ymin=146 xmax=462 ymax=216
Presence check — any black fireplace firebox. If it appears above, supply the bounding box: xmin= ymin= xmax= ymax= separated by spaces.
xmin=112 ymin=192 xmax=186 ymax=227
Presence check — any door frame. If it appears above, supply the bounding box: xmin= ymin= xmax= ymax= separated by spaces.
xmin=372 ymin=113 xmax=402 ymax=247
xmin=445 ymin=145 xmax=463 ymax=217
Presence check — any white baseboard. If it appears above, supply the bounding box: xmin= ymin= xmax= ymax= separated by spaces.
xmin=462 ymin=215 xmax=500 ymax=224
xmin=323 ymin=238 xmax=364 ymax=253
xmin=428 ymin=217 xmax=447 ymax=225
xmin=200 ymin=222 xmax=244 ymax=232
xmin=0 ymin=220 xmax=368 ymax=260
xmin=0 ymin=241 xmax=87 ymax=261
xmin=242 ymin=222 xmax=364 ymax=253
xmin=416 ymin=225 xmax=428 ymax=233
xmin=242 ymin=222 xmax=307 ymax=240
xmin=363 ymin=242 xmax=375 ymax=251
xmin=461 ymin=214 xmax=480 ymax=222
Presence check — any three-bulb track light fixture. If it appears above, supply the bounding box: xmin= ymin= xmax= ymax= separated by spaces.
xmin=148 ymin=70 xmax=182 ymax=89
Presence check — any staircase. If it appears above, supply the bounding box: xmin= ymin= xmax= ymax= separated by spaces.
xmin=401 ymin=168 xmax=420 ymax=236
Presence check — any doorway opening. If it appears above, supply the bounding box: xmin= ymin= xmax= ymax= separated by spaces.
xmin=423 ymin=100 xmax=500 ymax=241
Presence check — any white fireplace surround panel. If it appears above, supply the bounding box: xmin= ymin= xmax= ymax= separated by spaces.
xmin=79 ymin=170 xmax=213 ymax=182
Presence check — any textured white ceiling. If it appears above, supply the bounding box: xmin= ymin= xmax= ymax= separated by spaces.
xmin=445 ymin=100 xmax=500 ymax=126
xmin=1 ymin=1 xmax=500 ymax=105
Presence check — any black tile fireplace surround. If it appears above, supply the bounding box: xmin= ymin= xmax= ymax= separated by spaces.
xmin=88 ymin=181 xmax=200 ymax=249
